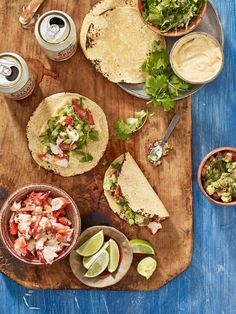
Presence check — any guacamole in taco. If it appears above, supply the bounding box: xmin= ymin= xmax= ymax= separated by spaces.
xmin=103 ymin=153 xmax=169 ymax=234
xmin=27 ymin=93 xmax=109 ymax=177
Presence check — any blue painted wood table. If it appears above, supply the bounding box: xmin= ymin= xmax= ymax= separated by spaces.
xmin=1 ymin=0 xmax=236 ymax=313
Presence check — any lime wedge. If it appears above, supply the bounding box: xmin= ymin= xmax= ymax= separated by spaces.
xmin=137 ymin=257 xmax=157 ymax=279
xmin=76 ymin=230 xmax=104 ymax=257
xmin=129 ymin=239 xmax=155 ymax=255
xmin=108 ymin=239 xmax=120 ymax=273
xmin=83 ymin=241 xmax=109 ymax=269
xmin=84 ymin=250 xmax=109 ymax=278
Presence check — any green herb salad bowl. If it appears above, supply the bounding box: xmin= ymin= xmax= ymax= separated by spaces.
xmin=138 ymin=0 xmax=208 ymax=37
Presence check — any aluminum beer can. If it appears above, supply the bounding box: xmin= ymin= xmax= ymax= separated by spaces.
xmin=0 ymin=53 xmax=35 ymax=100
xmin=35 ymin=10 xmax=77 ymax=61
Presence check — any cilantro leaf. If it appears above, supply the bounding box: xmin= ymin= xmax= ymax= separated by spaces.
xmin=71 ymin=150 xmax=93 ymax=162
xmin=89 ymin=130 xmax=99 ymax=141
xmin=111 ymin=162 xmax=122 ymax=170
xmin=141 ymin=40 xmax=190 ymax=112
xmin=142 ymin=0 xmax=206 ymax=32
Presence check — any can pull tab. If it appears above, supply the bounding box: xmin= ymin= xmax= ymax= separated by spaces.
xmin=0 ymin=64 xmax=12 ymax=77
xmin=46 ymin=24 xmax=60 ymax=40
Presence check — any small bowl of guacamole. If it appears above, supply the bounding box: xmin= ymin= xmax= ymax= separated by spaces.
xmin=198 ymin=147 xmax=236 ymax=206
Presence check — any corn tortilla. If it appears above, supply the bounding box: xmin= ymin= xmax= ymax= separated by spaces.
xmin=27 ymin=92 xmax=109 ymax=177
xmin=80 ymin=0 xmax=166 ymax=83
xmin=103 ymin=153 xmax=169 ymax=222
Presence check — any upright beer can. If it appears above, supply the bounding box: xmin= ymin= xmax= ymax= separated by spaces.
xmin=0 ymin=53 xmax=35 ymax=100
xmin=35 ymin=10 xmax=77 ymax=61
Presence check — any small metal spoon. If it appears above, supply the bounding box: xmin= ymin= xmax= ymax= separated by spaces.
xmin=149 ymin=114 xmax=180 ymax=161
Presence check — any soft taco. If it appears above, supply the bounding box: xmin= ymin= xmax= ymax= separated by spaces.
xmin=103 ymin=153 xmax=169 ymax=234
xmin=27 ymin=92 xmax=109 ymax=177
xmin=80 ymin=0 xmax=166 ymax=84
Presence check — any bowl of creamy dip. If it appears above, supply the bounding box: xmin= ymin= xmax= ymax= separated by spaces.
xmin=170 ymin=32 xmax=224 ymax=84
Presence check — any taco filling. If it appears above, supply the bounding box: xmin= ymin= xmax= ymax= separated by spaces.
xmin=103 ymin=158 xmax=165 ymax=234
xmin=38 ymin=98 xmax=99 ymax=168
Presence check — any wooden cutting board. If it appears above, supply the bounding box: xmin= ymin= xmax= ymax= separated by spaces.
xmin=0 ymin=0 xmax=192 ymax=290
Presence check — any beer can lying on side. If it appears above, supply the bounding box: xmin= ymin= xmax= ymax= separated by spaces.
xmin=0 ymin=53 xmax=35 ymax=100
xmin=35 ymin=10 xmax=77 ymax=61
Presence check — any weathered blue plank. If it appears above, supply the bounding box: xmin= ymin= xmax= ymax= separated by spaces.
xmin=1 ymin=0 xmax=236 ymax=313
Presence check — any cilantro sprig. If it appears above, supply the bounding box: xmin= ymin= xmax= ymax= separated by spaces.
xmin=114 ymin=110 xmax=148 ymax=141
xmin=141 ymin=41 xmax=189 ymax=112
xmin=142 ymin=0 xmax=206 ymax=32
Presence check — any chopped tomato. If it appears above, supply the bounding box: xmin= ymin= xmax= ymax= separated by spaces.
xmin=114 ymin=185 xmax=122 ymax=198
xmin=72 ymin=99 xmax=86 ymax=119
xmin=53 ymin=154 xmax=68 ymax=161
xmin=9 ymin=221 xmax=18 ymax=235
xmin=59 ymin=142 xmax=70 ymax=151
xmin=69 ymin=143 xmax=76 ymax=151
xmin=53 ymin=208 xmax=66 ymax=219
xmin=52 ymin=211 xmax=60 ymax=219
xmin=64 ymin=116 xmax=73 ymax=126
xmin=59 ymin=141 xmax=76 ymax=152
xmin=86 ymin=110 xmax=95 ymax=126
xmin=60 ymin=208 xmax=66 ymax=217
xmin=37 ymin=153 xmax=46 ymax=160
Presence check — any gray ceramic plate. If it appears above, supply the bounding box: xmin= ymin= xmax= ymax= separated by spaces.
xmin=117 ymin=0 xmax=224 ymax=100
xmin=69 ymin=226 xmax=133 ymax=288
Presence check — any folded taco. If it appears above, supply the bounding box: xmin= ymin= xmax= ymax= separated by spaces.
xmin=80 ymin=0 xmax=166 ymax=84
xmin=27 ymin=92 xmax=109 ymax=177
xmin=103 ymin=153 xmax=169 ymax=234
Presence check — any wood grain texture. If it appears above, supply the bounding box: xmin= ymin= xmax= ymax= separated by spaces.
xmin=0 ymin=0 xmax=235 ymax=313
xmin=0 ymin=0 xmax=192 ymax=291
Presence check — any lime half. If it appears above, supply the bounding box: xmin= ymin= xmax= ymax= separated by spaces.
xmin=84 ymin=250 xmax=109 ymax=278
xmin=76 ymin=230 xmax=104 ymax=257
xmin=108 ymin=239 xmax=120 ymax=273
xmin=83 ymin=241 xmax=109 ymax=269
xmin=137 ymin=257 xmax=157 ymax=279
xmin=129 ymin=239 xmax=155 ymax=255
